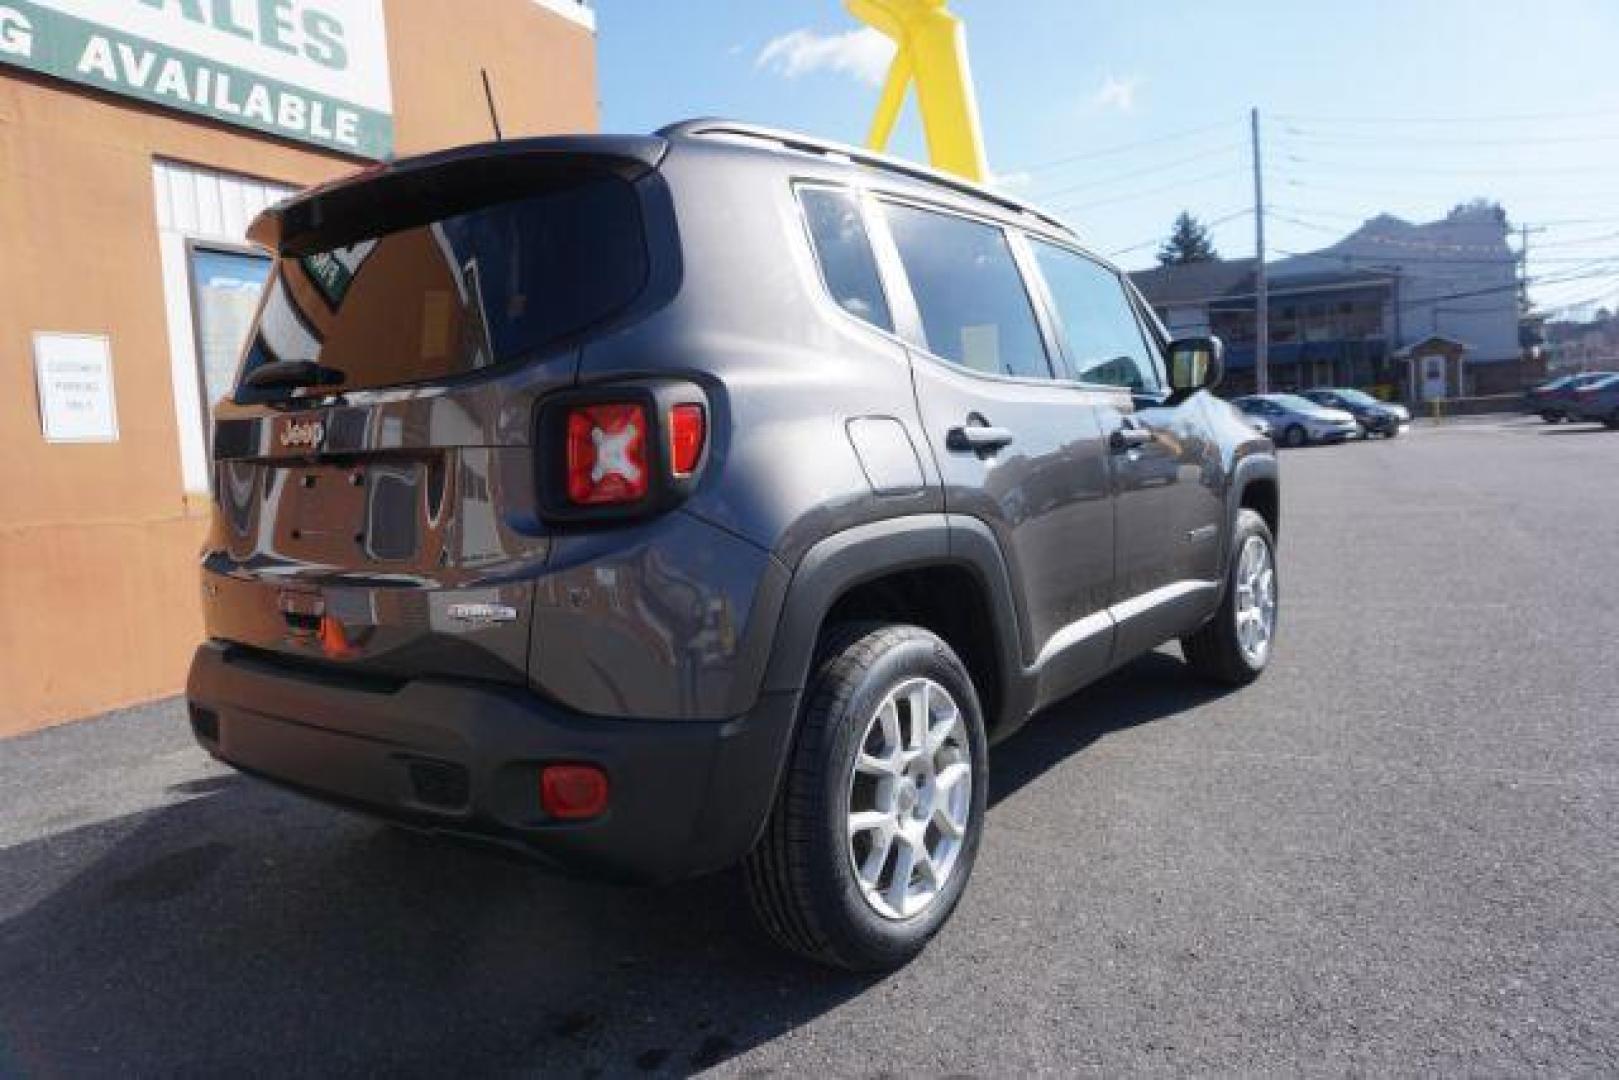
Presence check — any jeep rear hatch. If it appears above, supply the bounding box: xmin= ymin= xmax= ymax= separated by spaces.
xmin=203 ymin=137 xmax=667 ymax=686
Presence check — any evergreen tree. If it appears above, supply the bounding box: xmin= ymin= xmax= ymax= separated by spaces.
xmin=1157 ymin=211 xmax=1219 ymax=265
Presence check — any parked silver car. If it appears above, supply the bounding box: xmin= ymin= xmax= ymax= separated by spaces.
xmin=1233 ymin=394 xmax=1361 ymax=447
xmin=1567 ymin=373 xmax=1619 ymax=427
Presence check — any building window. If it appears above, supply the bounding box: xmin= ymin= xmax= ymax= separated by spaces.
xmin=188 ymin=246 xmax=272 ymax=427
xmin=153 ymin=159 xmax=297 ymax=494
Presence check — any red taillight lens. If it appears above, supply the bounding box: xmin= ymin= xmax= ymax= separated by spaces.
xmin=540 ymin=764 xmax=610 ymax=820
xmin=566 ymin=403 xmax=648 ymax=505
xmin=669 ymin=403 xmax=706 ymax=476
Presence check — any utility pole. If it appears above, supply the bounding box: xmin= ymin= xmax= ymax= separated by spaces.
xmin=1251 ymin=107 xmax=1269 ymax=394
xmin=1518 ymin=222 xmax=1546 ymax=314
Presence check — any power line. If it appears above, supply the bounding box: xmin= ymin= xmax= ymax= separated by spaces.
xmin=1105 ymin=207 xmax=1252 ymax=258
xmin=1125 ymin=264 xmax=1619 ymax=311
xmin=1274 ymin=174 xmax=1619 ymax=204
xmin=1007 ymin=117 xmax=1242 ymax=176
xmin=1269 ymin=205 xmax=1619 ymax=238
xmin=1272 ymin=106 xmax=1619 ymax=125
xmin=1050 ymin=166 xmax=1248 ymax=213
xmin=1280 ymin=127 xmax=1619 ymax=148
xmin=1282 ymin=155 xmax=1619 ymax=178
xmin=1269 ymin=247 xmax=1619 ymax=268
xmin=1397 ymin=265 xmax=1619 ymax=307
xmin=1029 ymin=144 xmax=1246 ymax=201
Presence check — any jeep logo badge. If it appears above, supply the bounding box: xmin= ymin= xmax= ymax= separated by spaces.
xmin=279 ymin=419 xmax=325 ymax=450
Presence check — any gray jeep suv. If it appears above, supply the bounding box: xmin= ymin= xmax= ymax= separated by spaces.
xmin=186 ymin=120 xmax=1280 ymax=970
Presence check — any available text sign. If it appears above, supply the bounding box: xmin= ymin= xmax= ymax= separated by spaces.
xmin=0 ymin=0 xmax=393 ymax=158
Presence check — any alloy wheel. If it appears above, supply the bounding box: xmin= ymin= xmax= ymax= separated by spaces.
xmin=846 ymin=677 xmax=973 ymax=920
xmin=1234 ymin=534 xmax=1277 ymax=666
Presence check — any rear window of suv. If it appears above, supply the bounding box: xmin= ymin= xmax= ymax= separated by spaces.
xmin=238 ymin=176 xmax=647 ymax=396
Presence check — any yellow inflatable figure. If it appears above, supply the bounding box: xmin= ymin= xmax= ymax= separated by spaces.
xmin=847 ymin=0 xmax=989 ymax=182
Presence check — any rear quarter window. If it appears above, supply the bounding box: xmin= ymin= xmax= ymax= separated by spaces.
xmin=798 ymin=187 xmax=894 ymax=333
xmin=239 ymin=176 xmax=647 ymax=396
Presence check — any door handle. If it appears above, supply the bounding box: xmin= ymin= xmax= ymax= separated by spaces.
xmin=1109 ymin=426 xmax=1153 ymax=453
xmin=947 ymin=423 xmax=1015 ymax=454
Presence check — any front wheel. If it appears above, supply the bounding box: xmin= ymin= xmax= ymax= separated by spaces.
xmin=1181 ymin=509 xmax=1278 ymax=686
xmin=1540 ymin=411 xmax=1563 ymax=424
xmin=744 ymin=624 xmax=988 ymax=971
xmin=1282 ymin=424 xmax=1307 ymax=448
xmin=1606 ymin=410 xmax=1619 ymax=430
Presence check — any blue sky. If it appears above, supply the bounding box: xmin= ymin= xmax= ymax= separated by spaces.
xmin=596 ymin=0 xmax=1619 ymax=316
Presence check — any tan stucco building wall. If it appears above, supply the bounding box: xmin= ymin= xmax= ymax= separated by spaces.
xmin=0 ymin=0 xmax=597 ymax=735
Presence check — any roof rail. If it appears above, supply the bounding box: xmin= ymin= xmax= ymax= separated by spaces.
xmin=657 ymin=118 xmax=1073 ymax=238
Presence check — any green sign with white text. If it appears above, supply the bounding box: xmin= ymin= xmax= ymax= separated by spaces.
xmin=0 ymin=0 xmax=393 ymax=159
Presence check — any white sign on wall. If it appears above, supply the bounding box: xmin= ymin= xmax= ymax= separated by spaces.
xmin=34 ymin=332 xmax=119 ymax=443
xmin=0 ymin=0 xmax=393 ymax=158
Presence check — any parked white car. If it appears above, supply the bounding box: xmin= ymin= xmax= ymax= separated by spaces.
xmin=1233 ymin=394 xmax=1361 ymax=447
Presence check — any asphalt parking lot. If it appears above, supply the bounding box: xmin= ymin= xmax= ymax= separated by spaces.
xmin=2 ymin=416 xmax=1616 ymax=1076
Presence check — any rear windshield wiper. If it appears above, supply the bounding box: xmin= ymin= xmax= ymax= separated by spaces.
xmin=242 ymin=360 xmax=346 ymax=392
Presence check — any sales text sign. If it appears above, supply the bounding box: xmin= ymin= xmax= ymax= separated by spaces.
xmin=0 ymin=0 xmax=393 ymax=158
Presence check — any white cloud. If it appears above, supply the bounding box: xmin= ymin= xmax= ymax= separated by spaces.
xmin=1091 ymin=74 xmax=1142 ymax=112
xmin=991 ymin=171 xmax=1033 ymax=192
xmin=756 ymin=27 xmax=895 ymax=88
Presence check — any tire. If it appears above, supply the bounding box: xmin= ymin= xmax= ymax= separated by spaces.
xmin=743 ymin=623 xmax=988 ymax=971
xmin=1540 ymin=411 xmax=1563 ymax=424
xmin=1181 ymin=509 xmax=1278 ymax=686
xmin=1606 ymin=410 xmax=1619 ymax=430
xmin=1282 ymin=424 xmax=1307 ymax=448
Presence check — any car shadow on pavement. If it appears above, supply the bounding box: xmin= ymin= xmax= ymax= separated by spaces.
xmin=1536 ymin=423 xmax=1617 ymax=435
xmin=0 ymin=651 xmax=1222 ymax=1076
xmin=989 ymin=649 xmax=1225 ymax=807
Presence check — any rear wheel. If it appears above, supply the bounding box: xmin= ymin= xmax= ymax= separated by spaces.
xmin=1606 ymin=410 xmax=1619 ymax=430
xmin=744 ymin=624 xmax=988 ymax=971
xmin=1182 ymin=509 xmax=1278 ymax=686
xmin=1283 ymin=424 xmax=1307 ymax=448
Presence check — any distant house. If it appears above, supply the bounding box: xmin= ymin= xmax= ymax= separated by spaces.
xmin=1131 ymin=260 xmax=1396 ymax=396
xmin=1543 ymin=311 xmax=1619 ymax=374
xmin=1131 ymin=202 xmax=1525 ymax=399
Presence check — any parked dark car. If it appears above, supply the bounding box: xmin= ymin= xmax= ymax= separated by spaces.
xmin=1232 ymin=393 xmax=1360 ymax=447
xmin=185 ymin=120 xmax=1280 ymax=970
xmin=1301 ymin=388 xmax=1409 ymax=437
xmin=1567 ymin=373 xmax=1619 ymax=427
xmin=1526 ymin=372 xmax=1616 ymax=422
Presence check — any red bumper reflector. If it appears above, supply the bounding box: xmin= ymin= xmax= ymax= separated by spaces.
xmin=540 ymin=764 xmax=610 ymax=820
xmin=669 ymin=403 xmax=706 ymax=476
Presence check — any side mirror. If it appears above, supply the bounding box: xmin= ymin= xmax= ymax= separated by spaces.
xmin=1167 ymin=335 xmax=1224 ymax=399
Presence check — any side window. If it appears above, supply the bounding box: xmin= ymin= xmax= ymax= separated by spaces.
xmin=1030 ymin=240 xmax=1164 ymax=392
xmin=798 ymin=187 xmax=894 ymax=332
xmin=882 ymin=201 xmax=1051 ymax=379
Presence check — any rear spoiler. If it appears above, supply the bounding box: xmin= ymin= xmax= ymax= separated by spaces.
xmin=248 ymin=134 xmax=669 ymax=256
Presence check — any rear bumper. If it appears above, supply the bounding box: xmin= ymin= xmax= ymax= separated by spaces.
xmin=186 ymin=641 xmax=798 ymax=884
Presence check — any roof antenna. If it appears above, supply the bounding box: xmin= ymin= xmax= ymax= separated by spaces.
xmin=480 ymin=68 xmax=504 ymax=141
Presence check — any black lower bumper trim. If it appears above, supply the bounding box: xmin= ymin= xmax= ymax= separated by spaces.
xmin=186 ymin=642 xmax=799 ymax=884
